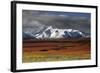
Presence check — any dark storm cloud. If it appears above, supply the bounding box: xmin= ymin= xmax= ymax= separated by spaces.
xmin=22 ymin=10 xmax=91 ymax=34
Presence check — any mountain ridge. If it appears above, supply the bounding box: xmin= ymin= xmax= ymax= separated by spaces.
xmin=23 ymin=26 xmax=89 ymax=39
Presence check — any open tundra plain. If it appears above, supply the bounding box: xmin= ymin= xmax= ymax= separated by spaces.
xmin=23 ymin=38 xmax=91 ymax=63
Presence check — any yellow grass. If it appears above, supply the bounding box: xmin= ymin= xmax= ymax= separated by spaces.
xmin=23 ymin=52 xmax=90 ymax=63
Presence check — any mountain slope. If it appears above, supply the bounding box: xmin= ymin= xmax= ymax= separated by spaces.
xmin=23 ymin=26 xmax=88 ymax=39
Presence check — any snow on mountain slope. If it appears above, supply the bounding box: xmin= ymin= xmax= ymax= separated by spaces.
xmin=23 ymin=26 xmax=88 ymax=39
xmin=35 ymin=26 xmax=86 ymax=39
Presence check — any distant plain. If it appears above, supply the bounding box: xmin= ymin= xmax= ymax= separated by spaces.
xmin=23 ymin=38 xmax=91 ymax=63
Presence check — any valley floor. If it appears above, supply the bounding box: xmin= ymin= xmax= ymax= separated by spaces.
xmin=23 ymin=38 xmax=91 ymax=63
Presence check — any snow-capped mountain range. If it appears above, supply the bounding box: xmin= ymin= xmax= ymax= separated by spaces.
xmin=23 ymin=26 xmax=89 ymax=39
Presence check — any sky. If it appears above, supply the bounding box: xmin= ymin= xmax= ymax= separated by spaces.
xmin=22 ymin=10 xmax=91 ymax=35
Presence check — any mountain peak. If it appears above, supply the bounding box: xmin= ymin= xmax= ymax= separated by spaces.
xmin=44 ymin=26 xmax=53 ymax=31
xmin=23 ymin=26 xmax=88 ymax=39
